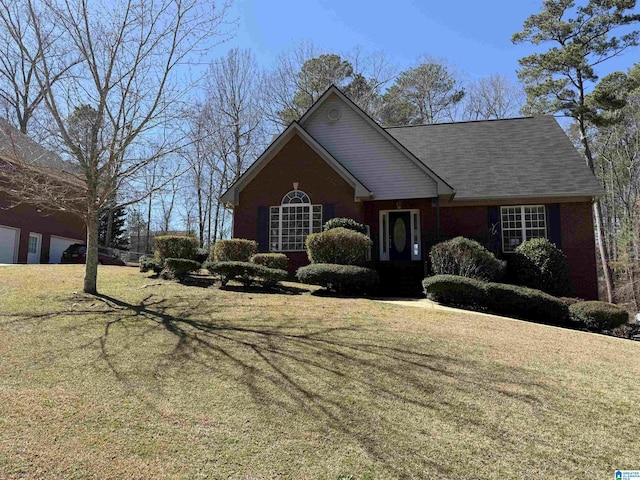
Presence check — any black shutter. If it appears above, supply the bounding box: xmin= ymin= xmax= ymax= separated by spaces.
xmin=487 ymin=206 xmax=501 ymax=254
xmin=547 ymin=204 xmax=561 ymax=249
xmin=257 ymin=206 xmax=269 ymax=252
xmin=322 ymin=204 xmax=335 ymax=228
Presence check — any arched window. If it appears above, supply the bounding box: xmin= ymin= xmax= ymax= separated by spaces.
xmin=269 ymin=190 xmax=322 ymax=251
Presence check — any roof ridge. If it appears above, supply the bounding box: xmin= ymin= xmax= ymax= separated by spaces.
xmin=384 ymin=116 xmax=548 ymax=129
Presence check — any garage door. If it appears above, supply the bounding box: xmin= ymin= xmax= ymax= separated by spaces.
xmin=50 ymin=236 xmax=83 ymax=264
xmin=0 ymin=225 xmax=19 ymax=263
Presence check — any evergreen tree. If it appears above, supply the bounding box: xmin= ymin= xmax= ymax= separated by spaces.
xmin=512 ymin=0 xmax=640 ymax=302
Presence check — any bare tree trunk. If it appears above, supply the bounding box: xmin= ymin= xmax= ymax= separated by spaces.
xmin=84 ymin=212 xmax=99 ymax=294
xmin=578 ymin=115 xmax=614 ymax=302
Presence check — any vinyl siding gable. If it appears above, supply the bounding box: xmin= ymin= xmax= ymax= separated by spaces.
xmin=302 ymin=94 xmax=437 ymax=200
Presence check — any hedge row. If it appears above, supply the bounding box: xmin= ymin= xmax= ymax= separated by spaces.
xmin=204 ymin=261 xmax=287 ymax=287
xmin=422 ymin=275 xmax=630 ymax=331
xmin=422 ymin=275 xmax=570 ymax=326
xmin=296 ymin=263 xmax=378 ymax=295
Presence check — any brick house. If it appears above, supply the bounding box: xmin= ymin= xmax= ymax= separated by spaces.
xmin=0 ymin=119 xmax=85 ymax=264
xmin=221 ymin=86 xmax=603 ymax=299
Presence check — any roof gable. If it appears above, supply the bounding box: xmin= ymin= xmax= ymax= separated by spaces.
xmin=299 ymin=86 xmax=453 ymax=199
xmin=220 ymin=122 xmax=372 ymax=205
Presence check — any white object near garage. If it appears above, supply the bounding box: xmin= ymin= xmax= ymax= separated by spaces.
xmin=0 ymin=225 xmax=19 ymax=263
xmin=27 ymin=232 xmax=42 ymax=264
xmin=49 ymin=235 xmax=83 ymax=264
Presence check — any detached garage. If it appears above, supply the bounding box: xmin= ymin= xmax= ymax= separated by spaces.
xmin=0 ymin=225 xmax=19 ymax=263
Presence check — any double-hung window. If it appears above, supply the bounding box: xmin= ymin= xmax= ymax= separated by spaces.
xmin=269 ymin=190 xmax=322 ymax=252
xmin=500 ymin=205 xmax=547 ymax=252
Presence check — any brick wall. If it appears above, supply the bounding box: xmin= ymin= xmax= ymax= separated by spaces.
xmin=0 ymin=194 xmax=85 ymax=263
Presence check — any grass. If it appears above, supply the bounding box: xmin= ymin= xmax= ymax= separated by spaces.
xmin=0 ymin=265 xmax=639 ymax=479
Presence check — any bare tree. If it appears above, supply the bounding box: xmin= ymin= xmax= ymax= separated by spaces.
xmin=0 ymin=0 xmax=232 ymax=294
xmin=0 ymin=0 xmax=77 ymax=138
xmin=463 ymin=74 xmax=525 ymax=120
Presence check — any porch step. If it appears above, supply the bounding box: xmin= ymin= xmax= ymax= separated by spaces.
xmin=377 ymin=261 xmax=425 ymax=297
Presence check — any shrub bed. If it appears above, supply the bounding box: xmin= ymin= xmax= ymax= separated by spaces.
xmin=429 ymin=237 xmax=504 ymax=282
xmin=250 ymin=253 xmax=288 ymax=270
xmin=511 ymin=238 xmax=574 ymax=297
xmin=306 ymin=228 xmax=371 ymax=266
xmin=205 ymin=261 xmax=287 ymax=287
xmin=212 ymin=239 xmax=258 ymax=262
xmin=139 ymin=255 xmax=163 ymax=274
xmin=423 ymin=274 xmax=570 ymax=326
xmin=296 ymin=263 xmax=379 ymax=295
xmin=323 ymin=217 xmax=368 ymax=235
xmin=154 ymin=236 xmax=199 ymax=261
xmin=162 ymin=258 xmax=201 ymax=281
xmin=569 ymin=301 xmax=629 ymax=331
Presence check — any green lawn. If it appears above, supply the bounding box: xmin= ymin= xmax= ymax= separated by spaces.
xmin=0 ymin=265 xmax=638 ymax=479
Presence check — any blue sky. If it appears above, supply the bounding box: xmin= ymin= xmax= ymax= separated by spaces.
xmin=222 ymin=0 xmax=640 ymax=83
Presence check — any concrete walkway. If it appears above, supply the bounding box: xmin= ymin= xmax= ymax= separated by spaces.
xmin=374 ymin=297 xmax=511 ymax=320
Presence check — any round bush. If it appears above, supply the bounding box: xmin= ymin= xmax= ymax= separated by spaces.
xmin=162 ymin=258 xmax=201 ymax=281
xmin=296 ymin=263 xmax=379 ymax=295
xmin=569 ymin=301 xmax=629 ymax=331
xmin=323 ymin=217 xmax=368 ymax=235
xmin=306 ymin=228 xmax=371 ymax=266
xmin=250 ymin=253 xmax=288 ymax=270
xmin=429 ymin=237 xmax=504 ymax=282
xmin=154 ymin=235 xmax=199 ymax=261
xmin=139 ymin=255 xmax=162 ymax=274
xmin=422 ymin=274 xmax=487 ymax=308
xmin=213 ymin=239 xmax=258 ymax=262
xmin=511 ymin=238 xmax=574 ymax=297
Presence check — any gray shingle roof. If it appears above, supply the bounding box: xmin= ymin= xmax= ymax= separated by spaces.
xmin=0 ymin=117 xmax=77 ymax=174
xmin=386 ymin=116 xmax=603 ymax=200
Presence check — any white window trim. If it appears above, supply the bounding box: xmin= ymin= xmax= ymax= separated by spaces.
xmin=269 ymin=191 xmax=322 ymax=252
xmin=500 ymin=205 xmax=547 ymax=253
xmin=379 ymin=209 xmax=421 ymax=261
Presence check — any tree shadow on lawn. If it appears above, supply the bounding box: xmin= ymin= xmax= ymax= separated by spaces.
xmin=80 ymin=292 xmax=555 ymax=477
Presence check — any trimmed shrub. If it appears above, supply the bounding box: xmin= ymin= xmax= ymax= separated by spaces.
xmin=569 ymin=301 xmax=629 ymax=331
xmin=154 ymin=235 xmax=199 ymax=261
xmin=205 ymin=261 xmax=287 ymax=287
xmin=323 ymin=217 xmax=368 ymax=235
xmin=296 ymin=263 xmax=379 ymax=295
xmin=422 ymin=274 xmax=570 ymax=326
xmin=139 ymin=255 xmax=162 ymax=274
xmin=250 ymin=253 xmax=288 ymax=270
xmin=429 ymin=237 xmax=504 ymax=282
xmin=511 ymin=238 xmax=574 ymax=297
xmin=306 ymin=228 xmax=371 ymax=266
xmin=162 ymin=258 xmax=201 ymax=281
xmin=422 ymin=275 xmax=487 ymax=308
xmin=195 ymin=247 xmax=209 ymax=263
xmin=484 ymin=282 xmax=570 ymax=326
xmin=213 ymin=239 xmax=258 ymax=262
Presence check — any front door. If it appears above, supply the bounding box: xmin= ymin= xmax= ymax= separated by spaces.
xmin=388 ymin=211 xmax=411 ymax=261
xmin=27 ymin=233 xmax=42 ymax=264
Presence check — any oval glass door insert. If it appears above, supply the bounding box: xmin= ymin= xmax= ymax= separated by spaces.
xmin=393 ymin=217 xmax=407 ymax=253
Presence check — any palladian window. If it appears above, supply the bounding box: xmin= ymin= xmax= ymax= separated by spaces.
xmin=269 ymin=190 xmax=322 ymax=252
